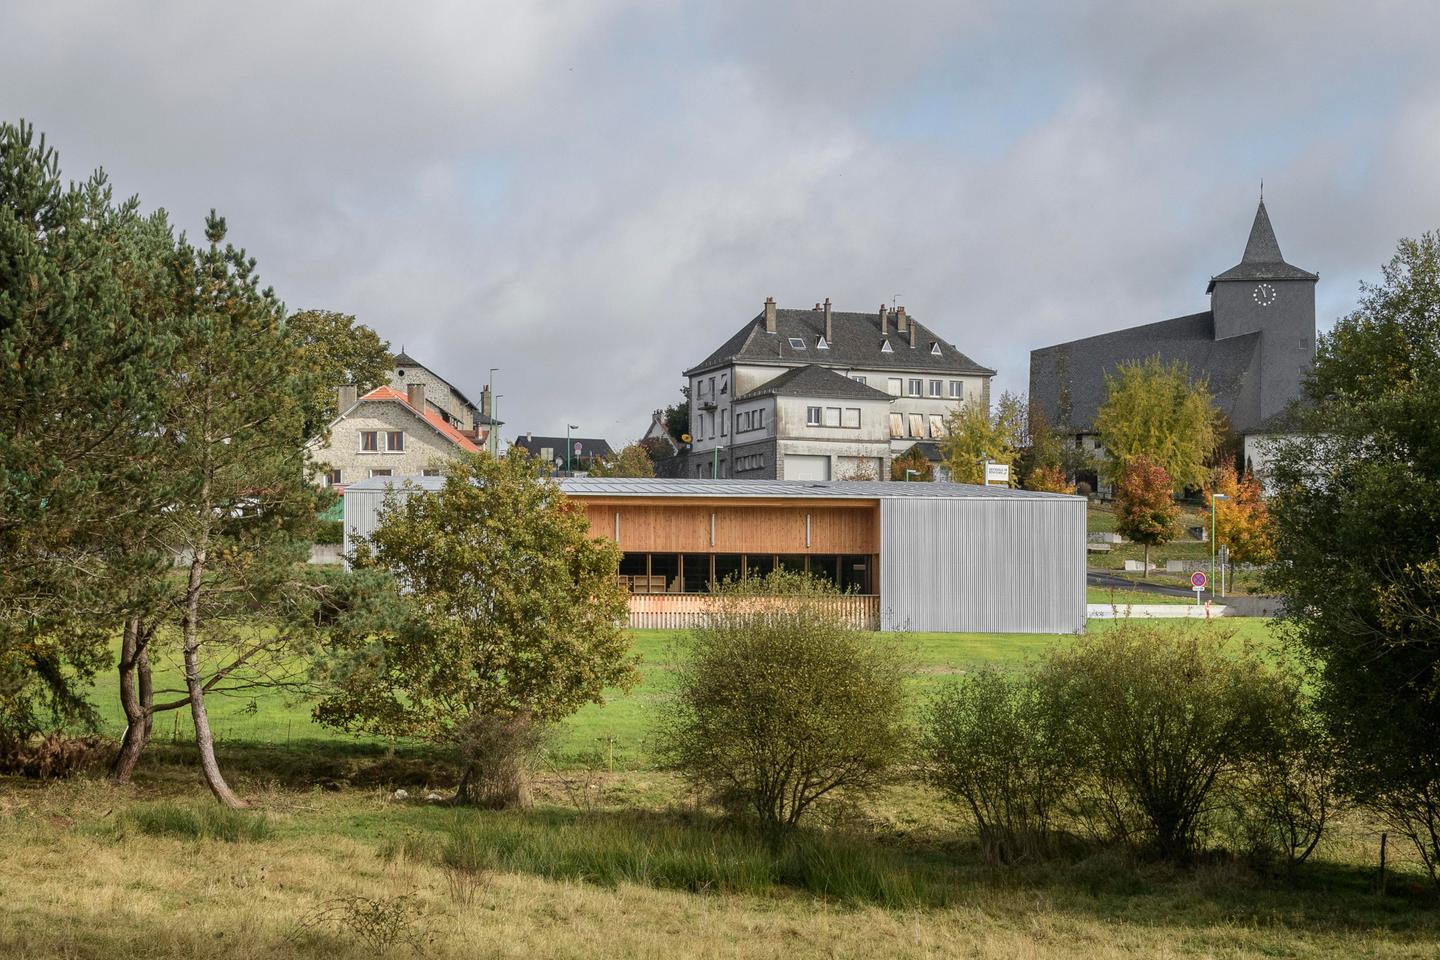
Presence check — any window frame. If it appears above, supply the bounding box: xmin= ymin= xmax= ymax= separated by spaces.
xmin=359 ymin=430 xmax=379 ymax=453
xmin=928 ymin=380 xmax=942 ymax=397
xmin=907 ymin=378 xmax=923 ymax=397
xmin=386 ymin=430 xmax=405 ymax=452
xmin=806 ymin=405 xmax=822 ymax=427
xmin=949 ymin=380 xmax=963 ymax=399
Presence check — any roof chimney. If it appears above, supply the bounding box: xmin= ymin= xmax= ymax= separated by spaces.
xmin=908 ymin=312 xmax=917 ymax=348
xmin=481 ymin=385 xmax=492 ymax=419
xmin=764 ymin=296 xmax=777 ymax=333
xmin=878 ymin=304 xmax=890 ymax=334
xmin=407 ymin=382 xmax=425 ymax=411
xmin=336 ymin=385 xmax=357 ymax=415
xmin=823 ymin=297 xmax=833 ymax=343
xmin=895 ymin=305 xmax=907 ymax=336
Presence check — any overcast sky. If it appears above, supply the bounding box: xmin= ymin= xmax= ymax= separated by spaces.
xmin=5 ymin=2 xmax=1439 ymax=444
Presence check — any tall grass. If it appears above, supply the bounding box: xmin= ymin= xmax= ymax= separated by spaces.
xmin=385 ymin=813 xmax=954 ymax=908
xmin=121 ymin=801 xmax=272 ymax=842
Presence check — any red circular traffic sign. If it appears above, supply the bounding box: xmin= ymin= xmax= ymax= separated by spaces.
xmin=1190 ymin=571 xmax=1208 ymax=589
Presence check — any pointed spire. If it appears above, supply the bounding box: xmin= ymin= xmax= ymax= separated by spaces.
xmin=1241 ymin=199 xmax=1284 ymax=264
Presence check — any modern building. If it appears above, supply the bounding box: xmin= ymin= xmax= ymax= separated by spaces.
xmin=684 ymin=298 xmax=996 ymax=481
xmin=511 ymin=434 xmax=615 ymax=473
xmin=343 ymin=476 xmax=1086 ymax=634
xmin=308 ymin=384 xmax=482 ymax=490
xmin=1029 ymin=198 xmax=1317 ymax=481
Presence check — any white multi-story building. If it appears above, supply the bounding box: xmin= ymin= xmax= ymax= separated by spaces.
xmin=684 ymin=298 xmax=995 ymax=480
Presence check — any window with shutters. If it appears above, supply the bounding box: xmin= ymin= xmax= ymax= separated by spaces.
xmin=908 ymin=413 xmax=924 ymax=437
xmin=889 ymin=413 xmax=904 ymax=438
xmin=824 ymin=407 xmax=841 ymax=427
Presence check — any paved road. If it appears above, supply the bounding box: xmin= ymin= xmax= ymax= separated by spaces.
xmin=1087 ymin=569 xmax=1193 ymax=598
xmin=1087 ymin=568 xmax=1286 ymax=616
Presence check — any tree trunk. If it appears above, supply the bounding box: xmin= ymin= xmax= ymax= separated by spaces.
xmin=182 ymin=548 xmax=246 ymax=808
xmin=111 ymin=617 xmax=155 ymax=785
xmin=1143 ymin=543 xmax=1150 ymax=579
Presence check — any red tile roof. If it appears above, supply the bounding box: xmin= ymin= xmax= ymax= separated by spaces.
xmin=357 ymin=386 xmax=481 ymax=453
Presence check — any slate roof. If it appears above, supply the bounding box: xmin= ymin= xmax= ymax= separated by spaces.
xmin=1207 ymin=200 xmax=1318 ymax=292
xmin=733 ymin=364 xmax=894 ymax=403
xmin=687 ymin=307 xmax=995 ymax=377
xmin=512 ymin=436 xmax=615 ymax=461
xmin=392 ymin=351 xmax=482 ymax=416
xmin=349 ymin=386 xmax=481 ymax=452
xmin=1029 ymin=311 xmax=1263 ymax=433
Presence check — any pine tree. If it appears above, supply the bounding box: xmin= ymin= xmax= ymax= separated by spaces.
xmin=0 ymin=120 xmax=181 ymax=744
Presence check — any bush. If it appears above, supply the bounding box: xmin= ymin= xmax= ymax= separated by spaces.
xmin=657 ymin=570 xmax=908 ymax=837
xmin=1043 ymin=621 xmax=1292 ymax=861
xmin=921 ymin=669 xmax=1077 ymax=863
xmin=1228 ymin=690 xmax=1338 ymax=874
xmin=0 ymin=733 xmax=112 ymax=779
xmin=452 ymin=710 xmax=545 ymax=809
xmin=314 ymin=519 xmax=343 ymax=545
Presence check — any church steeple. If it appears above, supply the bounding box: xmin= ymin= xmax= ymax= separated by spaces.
xmin=1241 ymin=199 xmax=1284 ymax=264
xmin=1207 ymin=196 xmax=1316 ymax=293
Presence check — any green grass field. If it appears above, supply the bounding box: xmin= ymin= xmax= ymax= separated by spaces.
xmin=85 ymin=622 xmax=1278 ymax=769
xmin=9 ymin=619 xmax=1439 ymax=959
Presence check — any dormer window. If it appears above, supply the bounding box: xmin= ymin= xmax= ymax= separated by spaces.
xmin=816 ymin=336 xmax=829 ymax=349
xmin=880 ymin=340 xmax=893 ymax=353
xmin=788 ymin=338 xmax=806 ymax=349
xmin=930 ymin=342 xmax=941 ymax=356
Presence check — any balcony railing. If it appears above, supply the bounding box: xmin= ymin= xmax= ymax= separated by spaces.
xmin=626 ymin=593 xmax=880 ymax=630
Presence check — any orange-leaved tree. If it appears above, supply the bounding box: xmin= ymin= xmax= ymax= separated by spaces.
xmin=1025 ymin=464 xmax=1072 ymax=494
xmin=1210 ymin=455 xmax=1273 ymax=580
xmin=1115 ymin=456 xmax=1179 ymax=579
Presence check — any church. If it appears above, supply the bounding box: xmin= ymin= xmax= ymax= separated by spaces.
xmin=1028 ymin=198 xmax=1317 ymax=480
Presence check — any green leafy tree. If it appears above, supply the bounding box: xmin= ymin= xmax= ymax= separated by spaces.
xmin=1094 ymin=356 xmax=1220 ymax=490
xmin=288 ymin=308 xmax=392 ymax=437
xmin=587 ymin=442 xmax=657 ymax=478
xmin=663 ymin=388 xmax=690 ymax=442
xmin=940 ymin=391 xmax=1024 ymax=485
xmin=316 ymin=451 xmax=635 ymax=806
xmin=1266 ymin=232 xmax=1440 ymax=886
xmin=1114 ymin=456 xmax=1178 ymax=578
xmin=0 ymin=120 xmax=181 ymax=747
xmin=657 ymin=570 xmax=908 ymax=837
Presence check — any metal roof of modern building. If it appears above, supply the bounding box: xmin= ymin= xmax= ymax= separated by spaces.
xmin=344 ymin=474 xmax=1080 ymax=501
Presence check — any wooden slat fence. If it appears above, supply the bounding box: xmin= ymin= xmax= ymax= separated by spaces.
xmin=627 ymin=594 xmax=880 ymax=630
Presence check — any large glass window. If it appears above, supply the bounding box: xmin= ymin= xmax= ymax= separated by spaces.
xmin=745 ymin=555 xmax=775 ymax=579
xmin=778 ymin=555 xmax=808 ymax=575
xmin=810 ymin=555 xmax=840 ymax=587
xmin=839 ymin=555 xmax=872 ymax=594
xmin=649 ymin=553 xmax=680 ymax=593
xmin=713 ymin=553 xmax=742 ymax=587
xmin=618 ymin=553 xmax=647 ymax=577
xmin=681 ymin=554 xmax=712 ymax=593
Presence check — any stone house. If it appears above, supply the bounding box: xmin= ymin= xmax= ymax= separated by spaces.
xmin=308 ymin=384 xmax=481 ymax=490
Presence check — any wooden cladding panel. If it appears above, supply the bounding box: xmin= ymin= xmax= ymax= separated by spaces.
xmin=581 ymin=502 xmax=878 ymax=554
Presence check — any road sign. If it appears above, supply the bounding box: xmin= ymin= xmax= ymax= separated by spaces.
xmin=984 ymin=463 xmax=1010 ymax=486
xmin=574 ymin=441 xmax=583 ymax=455
xmin=1190 ymin=571 xmax=1207 ymax=589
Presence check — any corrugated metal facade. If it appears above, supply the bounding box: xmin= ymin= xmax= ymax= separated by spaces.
xmin=879 ymin=497 xmax=1086 ymax=633
xmin=343 ymin=476 xmax=1087 ymax=633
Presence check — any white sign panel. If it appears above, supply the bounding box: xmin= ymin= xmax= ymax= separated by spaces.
xmin=984 ymin=463 xmax=1010 ymax=486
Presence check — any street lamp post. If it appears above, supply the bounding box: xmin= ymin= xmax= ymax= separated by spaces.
xmin=487 ymin=367 xmax=499 ymax=455
xmin=566 ymin=424 xmax=579 ymax=475
xmin=904 ymin=469 xmax=919 ymax=482
xmin=1210 ymin=493 xmax=1229 ymax=601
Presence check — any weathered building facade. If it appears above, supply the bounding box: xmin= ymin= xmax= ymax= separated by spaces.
xmin=685 ymin=299 xmax=996 ymax=480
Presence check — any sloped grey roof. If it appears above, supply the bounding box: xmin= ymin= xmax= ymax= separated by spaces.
xmin=733 ymin=364 xmax=894 ymax=403
xmin=343 ymin=474 xmax=1078 ymax=500
xmin=687 ymin=307 xmax=996 ymax=377
xmin=1029 ymin=311 xmax=1263 ymax=433
xmin=392 ymin=351 xmax=481 ymax=415
xmin=1207 ymin=200 xmax=1317 ymax=292
xmin=512 ymin=436 xmax=615 ymax=460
